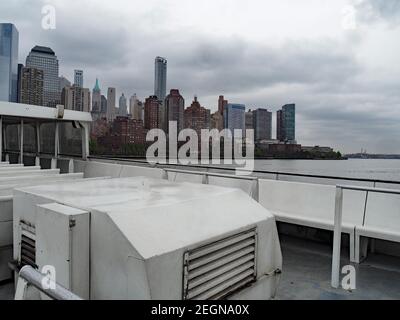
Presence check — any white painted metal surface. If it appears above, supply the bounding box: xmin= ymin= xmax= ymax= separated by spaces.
xmin=36 ymin=203 xmax=90 ymax=299
xmin=13 ymin=176 xmax=282 ymax=300
xmin=0 ymin=101 xmax=92 ymax=122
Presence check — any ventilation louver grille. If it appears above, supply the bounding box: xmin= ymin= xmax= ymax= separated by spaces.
xmin=183 ymin=228 xmax=257 ymax=300
xmin=19 ymin=223 xmax=37 ymax=268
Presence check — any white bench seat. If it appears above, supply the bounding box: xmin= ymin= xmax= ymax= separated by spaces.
xmin=272 ymin=209 xmax=356 ymax=261
xmin=353 ymin=191 xmax=400 ymax=262
xmin=259 ymin=179 xmax=366 ymax=262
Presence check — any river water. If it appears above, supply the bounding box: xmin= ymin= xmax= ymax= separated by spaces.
xmin=252 ymin=159 xmax=400 ymax=181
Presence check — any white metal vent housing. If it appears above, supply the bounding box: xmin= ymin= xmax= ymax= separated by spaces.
xmin=183 ymin=228 xmax=257 ymax=300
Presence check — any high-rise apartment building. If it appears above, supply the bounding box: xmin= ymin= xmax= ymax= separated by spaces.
xmin=224 ymin=103 xmax=246 ymax=136
xmin=165 ymin=89 xmax=184 ymax=133
xmin=277 ymin=110 xmax=283 ymax=141
xmin=0 ymin=23 xmax=19 ymax=102
xmin=119 ymin=93 xmax=127 ymax=117
xmin=92 ymin=78 xmax=101 ymax=113
xmin=218 ymin=95 xmax=228 ymax=115
xmin=277 ymin=104 xmax=296 ymax=142
xmin=253 ymin=108 xmax=272 ymax=141
xmin=61 ymin=85 xmax=91 ymax=112
xmin=74 ymin=69 xmax=83 ymax=87
xmin=184 ymin=96 xmax=211 ymax=137
xmin=26 ymin=46 xmax=59 ymax=108
xmin=154 ymin=56 xmax=167 ymax=131
xmin=144 ymin=95 xmax=161 ymax=130
xmin=19 ymin=67 xmax=44 ymax=106
xmin=154 ymin=56 xmax=167 ymax=102
xmin=106 ymin=87 xmax=116 ymax=121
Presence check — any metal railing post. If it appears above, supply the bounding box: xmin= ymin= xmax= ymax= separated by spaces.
xmin=0 ymin=116 xmax=2 ymax=162
xmin=19 ymin=119 xmax=24 ymax=164
xmin=331 ymin=186 xmax=343 ymax=288
xmin=202 ymin=173 xmax=209 ymax=184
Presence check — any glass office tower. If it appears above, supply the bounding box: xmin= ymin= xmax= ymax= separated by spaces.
xmin=282 ymin=104 xmax=296 ymax=142
xmin=224 ymin=103 xmax=246 ymax=136
xmin=0 ymin=23 xmax=19 ymax=102
xmin=26 ymin=46 xmax=59 ymax=108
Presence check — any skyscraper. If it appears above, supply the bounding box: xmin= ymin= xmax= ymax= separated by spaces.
xmin=165 ymin=89 xmax=184 ymax=133
xmin=155 ymin=57 xmax=167 ymax=131
xmin=276 ymin=110 xmax=283 ymax=141
xmin=144 ymin=95 xmax=161 ymax=130
xmin=26 ymin=46 xmax=59 ymax=108
xmin=253 ymin=108 xmax=272 ymax=141
xmin=154 ymin=56 xmax=167 ymax=102
xmin=19 ymin=67 xmax=44 ymax=106
xmin=74 ymin=70 xmax=83 ymax=87
xmin=277 ymin=104 xmax=296 ymax=142
xmin=107 ymin=87 xmax=116 ymax=121
xmin=218 ymin=95 xmax=228 ymax=115
xmin=0 ymin=23 xmax=19 ymax=102
xmin=224 ymin=103 xmax=246 ymax=136
xmin=119 ymin=93 xmax=127 ymax=117
xmin=92 ymin=78 xmax=101 ymax=113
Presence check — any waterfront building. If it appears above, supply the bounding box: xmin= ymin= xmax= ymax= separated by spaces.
xmin=223 ymin=103 xmax=245 ymax=136
xmin=253 ymin=108 xmax=272 ymax=141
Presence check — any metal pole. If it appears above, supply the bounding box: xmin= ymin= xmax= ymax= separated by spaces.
xmin=36 ymin=121 xmax=41 ymax=154
xmin=331 ymin=186 xmax=343 ymax=288
xmin=17 ymin=265 xmax=83 ymax=300
xmin=35 ymin=121 xmax=41 ymax=167
xmin=0 ymin=116 xmax=2 ymax=162
xmin=3 ymin=123 xmax=7 ymax=162
xmin=81 ymin=122 xmax=90 ymax=160
xmin=54 ymin=122 xmax=59 ymax=158
xmin=19 ymin=119 xmax=24 ymax=164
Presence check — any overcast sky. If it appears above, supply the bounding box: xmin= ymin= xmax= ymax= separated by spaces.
xmin=1 ymin=0 xmax=400 ymax=153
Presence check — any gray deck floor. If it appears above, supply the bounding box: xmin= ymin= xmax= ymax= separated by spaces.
xmin=276 ymin=235 xmax=400 ymax=299
xmin=0 ymin=281 xmax=14 ymax=300
xmin=2 ymin=235 xmax=400 ymax=300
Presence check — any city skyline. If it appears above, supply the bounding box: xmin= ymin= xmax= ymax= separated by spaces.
xmin=1 ymin=0 xmax=400 ymax=153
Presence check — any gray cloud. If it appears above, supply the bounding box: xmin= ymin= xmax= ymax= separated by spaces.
xmin=1 ymin=0 xmax=400 ymax=153
xmin=355 ymin=0 xmax=400 ymax=24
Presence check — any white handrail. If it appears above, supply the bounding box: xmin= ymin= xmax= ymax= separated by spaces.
xmin=14 ymin=265 xmax=83 ymax=300
xmin=162 ymin=168 xmax=259 ymax=201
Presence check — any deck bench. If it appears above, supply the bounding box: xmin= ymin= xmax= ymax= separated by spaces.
xmin=259 ymin=179 xmax=366 ymax=262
